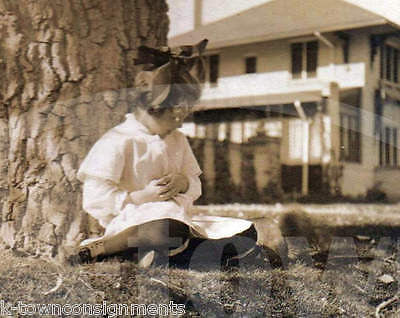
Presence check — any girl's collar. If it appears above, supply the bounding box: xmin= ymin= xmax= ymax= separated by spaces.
xmin=125 ymin=113 xmax=152 ymax=134
xmin=122 ymin=113 xmax=174 ymax=141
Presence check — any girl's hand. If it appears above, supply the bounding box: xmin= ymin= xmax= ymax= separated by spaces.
xmin=157 ymin=173 xmax=189 ymax=200
xmin=129 ymin=179 xmax=170 ymax=204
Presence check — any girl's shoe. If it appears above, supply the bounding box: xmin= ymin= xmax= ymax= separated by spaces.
xmin=67 ymin=240 xmax=105 ymax=265
xmin=66 ymin=247 xmax=94 ymax=265
xmin=257 ymin=245 xmax=285 ymax=269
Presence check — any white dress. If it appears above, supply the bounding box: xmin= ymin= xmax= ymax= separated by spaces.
xmin=77 ymin=113 xmax=252 ymax=246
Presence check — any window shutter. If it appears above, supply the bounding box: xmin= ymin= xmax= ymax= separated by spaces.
xmin=394 ymin=48 xmax=398 ymax=83
xmin=386 ymin=46 xmax=392 ymax=81
xmin=385 ymin=127 xmax=391 ymax=165
xmin=393 ymin=128 xmax=398 ymax=166
xmin=306 ymin=41 xmax=318 ymax=77
xmin=209 ymin=54 xmax=219 ymax=84
xmin=245 ymin=56 xmax=257 ymax=74
xmin=291 ymin=43 xmax=302 ymax=78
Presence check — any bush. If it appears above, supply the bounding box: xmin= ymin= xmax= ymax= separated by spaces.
xmin=365 ymin=186 xmax=387 ymax=203
xmin=214 ymin=141 xmax=237 ymax=203
xmin=260 ymin=181 xmax=284 ymax=203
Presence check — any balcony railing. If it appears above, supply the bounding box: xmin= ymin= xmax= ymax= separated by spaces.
xmin=198 ymin=62 xmax=366 ymax=107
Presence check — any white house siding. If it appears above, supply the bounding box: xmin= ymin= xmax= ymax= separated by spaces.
xmin=383 ymin=102 xmax=400 ymax=125
xmin=204 ymin=30 xmax=400 ymax=198
xmin=341 ymin=163 xmax=376 ymax=197
xmin=337 ymin=28 xmax=394 ymax=197
xmin=177 ymin=24 xmax=400 ymax=200
xmin=374 ymin=100 xmax=400 ymax=200
xmin=375 ymin=168 xmax=400 ymax=201
xmin=355 ymin=29 xmax=380 ymax=169
xmin=337 ymin=28 xmax=400 ymax=200
xmin=200 ymin=36 xmax=366 ymax=107
xmin=217 ymin=41 xmax=290 ymax=77
xmin=198 ymin=34 xmax=370 ymax=197
xmin=339 ymin=30 xmax=374 ymax=196
xmin=168 ymin=0 xmax=400 ymax=201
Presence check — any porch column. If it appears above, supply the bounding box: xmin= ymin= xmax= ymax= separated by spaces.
xmin=294 ymin=100 xmax=310 ymax=196
xmin=326 ymin=83 xmax=341 ymax=162
xmin=326 ymin=83 xmax=341 ymax=194
xmin=203 ymin=124 xmax=216 ymax=199
xmin=194 ymin=0 xmax=203 ymax=28
xmin=302 ymin=121 xmax=310 ymax=196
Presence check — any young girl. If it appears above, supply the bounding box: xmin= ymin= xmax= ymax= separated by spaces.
xmin=73 ymin=40 xmax=263 ymax=267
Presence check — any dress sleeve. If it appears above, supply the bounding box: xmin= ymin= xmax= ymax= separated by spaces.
xmin=77 ymin=131 xmax=126 ymax=183
xmin=181 ymin=135 xmax=202 ymax=177
xmin=82 ymin=177 xmax=129 ymax=228
xmin=78 ymin=131 xmax=130 ymax=227
xmin=184 ymin=174 xmax=202 ymax=202
xmin=180 ymin=134 xmax=202 ymax=202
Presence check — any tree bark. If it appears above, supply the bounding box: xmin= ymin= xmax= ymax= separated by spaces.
xmin=0 ymin=0 xmax=169 ymax=257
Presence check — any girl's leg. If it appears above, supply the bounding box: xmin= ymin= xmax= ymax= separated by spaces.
xmin=85 ymin=219 xmax=190 ymax=257
xmin=170 ymin=224 xmax=285 ymax=269
xmin=225 ymin=224 xmax=287 ymax=268
xmin=169 ymin=225 xmax=258 ymax=268
xmin=103 ymin=220 xmax=168 ymax=255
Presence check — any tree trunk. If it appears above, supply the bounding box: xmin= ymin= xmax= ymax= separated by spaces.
xmin=0 ymin=0 xmax=169 ymax=258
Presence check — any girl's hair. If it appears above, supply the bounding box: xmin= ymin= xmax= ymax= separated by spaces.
xmin=131 ymin=83 xmax=198 ymax=117
xmin=130 ymin=39 xmax=207 ymax=116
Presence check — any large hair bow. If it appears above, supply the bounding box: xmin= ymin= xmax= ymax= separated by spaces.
xmin=133 ymin=39 xmax=208 ymax=107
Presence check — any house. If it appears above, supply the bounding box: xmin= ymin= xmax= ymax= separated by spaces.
xmin=168 ymin=0 xmax=400 ymax=202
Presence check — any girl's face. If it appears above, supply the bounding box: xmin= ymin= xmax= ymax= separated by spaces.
xmin=151 ymin=100 xmax=191 ymax=137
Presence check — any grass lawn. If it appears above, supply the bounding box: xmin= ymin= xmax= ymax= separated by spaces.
xmin=2 ymin=204 xmax=400 ymax=317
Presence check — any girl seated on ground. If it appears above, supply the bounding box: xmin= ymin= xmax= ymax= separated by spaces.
xmin=72 ymin=40 xmax=282 ymax=268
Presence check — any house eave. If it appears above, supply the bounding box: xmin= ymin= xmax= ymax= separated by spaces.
xmin=170 ymin=18 xmax=388 ymax=50
xmin=193 ymin=90 xmax=325 ymax=112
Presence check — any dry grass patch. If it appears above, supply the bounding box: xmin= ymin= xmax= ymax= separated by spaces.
xmin=1 ymin=234 xmax=400 ymax=317
xmin=2 ymin=203 xmax=400 ymax=316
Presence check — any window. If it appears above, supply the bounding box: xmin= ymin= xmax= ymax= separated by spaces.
xmin=380 ymin=126 xmax=398 ymax=166
xmin=291 ymin=41 xmax=318 ymax=79
xmin=380 ymin=44 xmax=400 ymax=83
xmin=340 ymin=114 xmax=361 ymax=162
xmin=291 ymin=43 xmax=302 ymax=79
xmin=386 ymin=46 xmax=392 ymax=81
xmin=340 ymin=89 xmax=361 ymax=163
xmin=245 ymin=56 xmax=257 ymax=73
xmin=208 ymin=54 xmax=219 ymax=84
xmin=306 ymin=41 xmax=318 ymax=76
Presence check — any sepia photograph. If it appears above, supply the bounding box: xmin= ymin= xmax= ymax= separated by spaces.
xmin=0 ymin=0 xmax=400 ymax=316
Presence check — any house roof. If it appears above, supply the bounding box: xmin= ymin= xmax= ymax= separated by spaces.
xmin=169 ymin=0 xmax=395 ymax=49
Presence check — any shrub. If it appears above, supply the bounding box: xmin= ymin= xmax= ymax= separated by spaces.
xmin=365 ymin=185 xmax=387 ymax=203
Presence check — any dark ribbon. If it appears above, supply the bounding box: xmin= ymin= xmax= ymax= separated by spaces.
xmin=133 ymin=39 xmax=208 ymax=107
